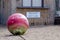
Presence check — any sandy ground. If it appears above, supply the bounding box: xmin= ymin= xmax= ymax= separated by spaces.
xmin=0 ymin=25 xmax=60 ymax=40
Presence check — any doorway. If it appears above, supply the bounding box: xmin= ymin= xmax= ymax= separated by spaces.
xmin=54 ymin=0 xmax=60 ymax=25
xmin=54 ymin=17 xmax=60 ymax=25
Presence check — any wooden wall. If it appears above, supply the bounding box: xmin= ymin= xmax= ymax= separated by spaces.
xmin=16 ymin=8 xmax=49 ymax=25
xmin=16 ymin=0 xmax=56 ymax=25
xmin=0 ymin=0 xmax=56 ymax=25
xmin=44 ymin=0 xmax=56 ymax=25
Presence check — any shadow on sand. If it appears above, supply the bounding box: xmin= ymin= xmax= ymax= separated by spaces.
xmin=4 ymin=34 xmax=26 ymax=40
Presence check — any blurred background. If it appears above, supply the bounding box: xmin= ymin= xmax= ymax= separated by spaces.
xmin=1 ymin=0 xmax=60 ymax=40
xmin=0 ymin=0 xmax=60 ymax=26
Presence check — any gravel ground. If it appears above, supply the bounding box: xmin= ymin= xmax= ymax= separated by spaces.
xmin=0 ymin=25 xmax=60 ymax=40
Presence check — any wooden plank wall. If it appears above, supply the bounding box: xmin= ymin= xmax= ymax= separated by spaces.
xmin=16 ymin=8 xmax=49 ymax=25
xmin=43 ymin=0 xmax=55 ymax=25
xmin=16 ymin=0 xmax=56 ymax=25
xmin=0 ymin=0 xmax=56 ymax=25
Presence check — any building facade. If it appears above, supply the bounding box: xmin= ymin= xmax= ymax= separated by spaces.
xmin=0 ymin=0 xmax=60 ymax=25
xmin=0 ymin=0 xmax=16 ymax=24
xmin=16 ymin=0 xmax=55 ymax=25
